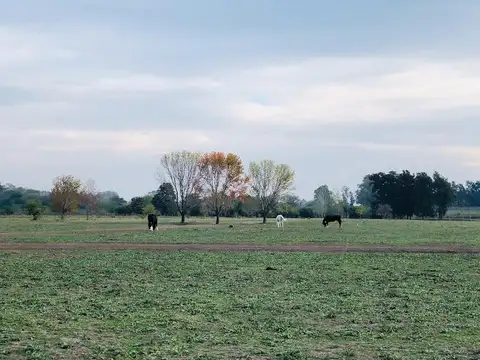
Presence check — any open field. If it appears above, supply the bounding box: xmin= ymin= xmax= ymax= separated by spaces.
xmin=1 ymin=216 xmax=480 ymax=248
xmin=1 ymin=216 xmax=479 ymax=359
xmin=1 ymin=250 xmax=480 ymax=360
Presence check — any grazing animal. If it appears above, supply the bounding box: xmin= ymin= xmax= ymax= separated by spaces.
xmin=322 ymin=214 xmax=342 ymax=228
xmin=147 ymin=213 xmax=158 ymax=231
xmin=276 ymin=214 xmax=286 ymax=227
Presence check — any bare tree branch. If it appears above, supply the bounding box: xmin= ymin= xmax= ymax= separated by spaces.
xmin=159 ymin=150 xmax=202 ymax=224
xmin=248 ymin=160 xmax=295 ymax=223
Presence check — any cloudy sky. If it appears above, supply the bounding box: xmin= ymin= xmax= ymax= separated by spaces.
xmin=1 ymin=0 xmax=480 ymax=200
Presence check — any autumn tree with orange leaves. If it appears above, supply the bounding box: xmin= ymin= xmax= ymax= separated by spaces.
xmin=197 ymin=152 xmax=249 ymax=224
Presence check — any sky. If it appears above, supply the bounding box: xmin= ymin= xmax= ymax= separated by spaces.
xmin=1 ymin=0 xmax=480 ymax=200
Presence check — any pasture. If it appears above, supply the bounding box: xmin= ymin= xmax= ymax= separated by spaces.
xmin=1 ymin=215 xmax=480 ymax=247
xmin=1 ymin=216 xmax=480 ymax=359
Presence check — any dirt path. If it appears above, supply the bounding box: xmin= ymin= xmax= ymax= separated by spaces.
xmin=1 ymin=242 xmax=479 ymax=253
xmin=0 ymin=224 xmax=216 ymax=236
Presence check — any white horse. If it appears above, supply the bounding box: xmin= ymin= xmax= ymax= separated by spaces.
xmin=276 ymin=214 xmax=286 ymax=227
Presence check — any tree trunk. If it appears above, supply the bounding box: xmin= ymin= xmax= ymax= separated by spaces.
xmin=262 ymin=214 xmax=267 ymax=224
xmin=215 ymin=215 xmax=219 ymax=224
xmin=181 ymin=212 xmax=185 ymax=224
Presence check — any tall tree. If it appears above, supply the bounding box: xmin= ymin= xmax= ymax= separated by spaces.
xmin=413 ymin=172 xmax=434 ymax=218
xmin=277 ymin=193 xmax=302 ymax=218
xmin=465 ymin=181 xmax=480 ymax=207
xmin=80 ymin=179 xmax=100 ymax=219
xmin=397 ymin=170 xmax=415 ymax=219
xmin=313 ymin=185 xmax=333 ymax=216
xmin=432 ymin=171 xmax=455 ymax=219
xmin=451 ymin=182 xmax=467 ymax=207
xmin=383 ymin=171 xmax=400 ymax=217
xmin=130 ymin=196 xmax=146 ymax=215
xmin=51 ymin=175 xmax=83 ymax=219
xmin=368 ymin=172 xmax=387 ymax=215
xmin=341 ymin=186 xmax=354 ymax=217
xmin=235 ymin=195 xmax=260 ymax=217
xmin=355 ymin=175 xmax=377 ymax=213
xmin=152 ymin=182 xmax=177 ymax=216
xmin=99 ymin=192 xmax=127 ymax=214
xmin=248 ymin=159 xmax=295 ymax=224
xmin=160 ymin=150 xmax=202 ymax=224
xmin=197 ymin=151 xmax=249 ymax=224
xmin=186 ymin=193 xmax=204 ymax=217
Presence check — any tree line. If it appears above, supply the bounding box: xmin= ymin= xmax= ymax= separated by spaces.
xmin=355 ymin=171 xmax=455 ymax=219
xmin=1 ymin=153 xmax=479 ymax=221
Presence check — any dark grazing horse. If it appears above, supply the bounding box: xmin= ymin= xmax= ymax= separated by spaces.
xmin=322 ymin=214 xmax=342 ymax=228
xmin=147 ymin=213 xmax=158 ymax=231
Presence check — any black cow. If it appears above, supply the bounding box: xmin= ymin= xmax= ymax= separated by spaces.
xmin=322 ymin=214 xmax=342 ymax=228
xmin=147 ymin=213 xmax=158 ymax=231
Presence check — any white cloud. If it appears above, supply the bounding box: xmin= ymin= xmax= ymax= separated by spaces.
xmin=210 ymin=57 xmax=480 ymax=126
xmin=5 ymin=30 xmax=480 ymax=122
xmin=61 ymin=74 xmax=221 ymax=96
xmin=0 ymin=27 xmax=74 ymax=68
xmin=0 ymin=101 xmax=72 ymax=126
xmin=311 ymin=141 xmax=480 ymax=170
xmin=0 ymin=129 xmax=212 ymax=163
xmin=23 ymin=129 xmax=212 ymax=153
xmin=1 ymin=26 xmax=479 ymax=178
xmin=438 ymin=145 xmax=480 ymax=168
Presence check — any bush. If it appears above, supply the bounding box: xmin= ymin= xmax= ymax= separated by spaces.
xmin=142 ymin=204 xmax=156 ymax=218
xmin=25 ymin=200 xmax=45 ymax=220
xmin=299 ymin=207 xmax=315 ymax=218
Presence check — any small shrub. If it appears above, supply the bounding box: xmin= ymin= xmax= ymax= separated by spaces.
xmin=142 ymin=204 xmax=156 ymax=218
xmin=25 ymin=200 xmax=45 ymax=220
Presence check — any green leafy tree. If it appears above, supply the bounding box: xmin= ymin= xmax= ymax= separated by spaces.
xmin=299 ymin=207 xmax=315 ymax=218
xmin=152 ymin=182 xmax=177 ymax=216
xmin=355 ymin=176 xmax=377 ymax=208
xmin=313 ymin=185 xmax=335 ymax=216
xmin=142 ymin=203 xmax=156 ymax=218
xmin=432 ymin=171 xmax=455 ymax=219
xmin=99 ymin=192 xmax=127 ymax=214
xmin=397 ymin=170 xmax=415 ymax=219
xmin=353 ymin=205 xmax=366 ymax=218
xmin=130 ymin=197 xmax=146 ymax=215
xmin=413 ymin=172 xmax=435 ymax=218
xmin=25 ymin=200 xmax=44 ymax=220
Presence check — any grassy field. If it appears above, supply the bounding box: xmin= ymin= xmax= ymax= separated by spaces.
xmin=1 ymin=216 xmax=480 ymax=359
xmin=1 ymin=250 xmax=479 ymax=359
xmin=1 ymin=215 xmax=480 ymax=247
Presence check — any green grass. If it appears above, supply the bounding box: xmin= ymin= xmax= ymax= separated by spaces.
xmin=1 ymin=250 xmax=479 ymax=359
xmin=1 ymin=216 xmax=480 ymax=247
xmin=0 ymin=215 xmax=216 ymax=232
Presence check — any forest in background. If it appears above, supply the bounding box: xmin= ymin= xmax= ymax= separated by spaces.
xmin=1 ymin=170 xmax=479 ymax=220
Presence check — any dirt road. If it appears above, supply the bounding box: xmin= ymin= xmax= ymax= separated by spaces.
xmin=1 ymin=242 xmax=479 ymax=253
